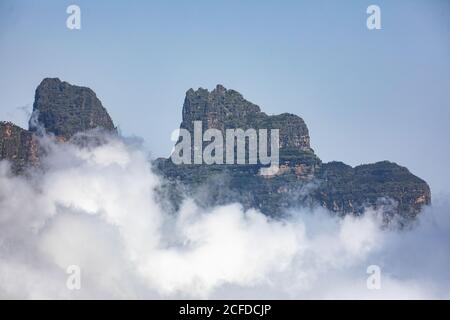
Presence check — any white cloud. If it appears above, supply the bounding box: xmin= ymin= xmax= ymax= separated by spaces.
xmin=0 ymin=133 xmax=449 ymax=299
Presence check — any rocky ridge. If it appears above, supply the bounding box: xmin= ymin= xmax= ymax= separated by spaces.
xmin=0 ymin=78 xmax=116 ymax=173
xmin=0 ymin=79 xmax=431 ymax=221
xmin=155 ymin=85 xmax=431 ymax=220
xmin=30 ymin=78 xmax=116 ymax=140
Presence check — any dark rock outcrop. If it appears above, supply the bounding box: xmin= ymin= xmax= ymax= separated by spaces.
xmin=0 ymin=79 xmax=431 ymax=221
xmin=181 ymin=85 xmax=312 ymax=152
xmin=0 ymin=78 xmax=116 ymax=172
xmin=155 ymin=85 xmax=431 ymax=220
xmin=29 ymin=78 xmax=116 ymax=140
xmin=315 ymin=161 xmax=431 ymax=219
xmin=0 ymin=122 xmax=39 ymax=173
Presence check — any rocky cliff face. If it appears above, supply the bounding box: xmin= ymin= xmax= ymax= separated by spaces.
xmin=0 ymin=122 xmax=39 ymax=173
xmin=0 ymin=79 xmax=431 ymax=221
xmin=0 ymin=78 xmax=116 ymax=172
xmin=315 ymin=161 xmax=430 ymax=219
xmin=181 ymin=85 xmax=312 ymax=152
xmin=29 ymin=78 xmax=116 ymax=140
xmin=156 ymin=85 xmax=431 ymax=221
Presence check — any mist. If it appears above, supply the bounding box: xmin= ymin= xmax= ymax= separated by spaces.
xmin=0 ymin=133 xmax=449 ymax=299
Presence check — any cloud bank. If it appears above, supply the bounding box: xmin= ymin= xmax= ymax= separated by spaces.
xmin=0 ymin=133 xmax=449 ymax=299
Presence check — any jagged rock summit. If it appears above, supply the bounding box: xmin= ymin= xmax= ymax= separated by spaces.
xmin=156 ymin=84 xmax=431 ymax=221
xmin=0 ymin=121 xmax=38 ymax=173
xmin=0 ymin=78 xmax=116 ymax=172
xmin=30 ymin=78 xmax=116 ymax=140
xmin=181 ymin=84 xmax=312 ymax=153
xmin=0 ymin=79 xmax=431 ymax=221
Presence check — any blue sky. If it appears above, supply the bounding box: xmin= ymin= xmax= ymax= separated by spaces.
xmin=1 ymin=0 xmax=449 ymax=195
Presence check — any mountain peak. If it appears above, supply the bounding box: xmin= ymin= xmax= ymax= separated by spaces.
xmin=29 ymin=78 xmax=116 ymax=140
xmin=212 ymin=84 xmax=227 ymax=94
xmin=0 ymin=79 xmax=432 ymax=221
xmin=181 ymin=85 xmax=311 ymax=152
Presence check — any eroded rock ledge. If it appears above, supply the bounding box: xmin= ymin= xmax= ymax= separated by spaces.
xmin=155 ymin=84 xmax=431 ymax=220
xmin=0 ymin=80 xmax=431 ymax=221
